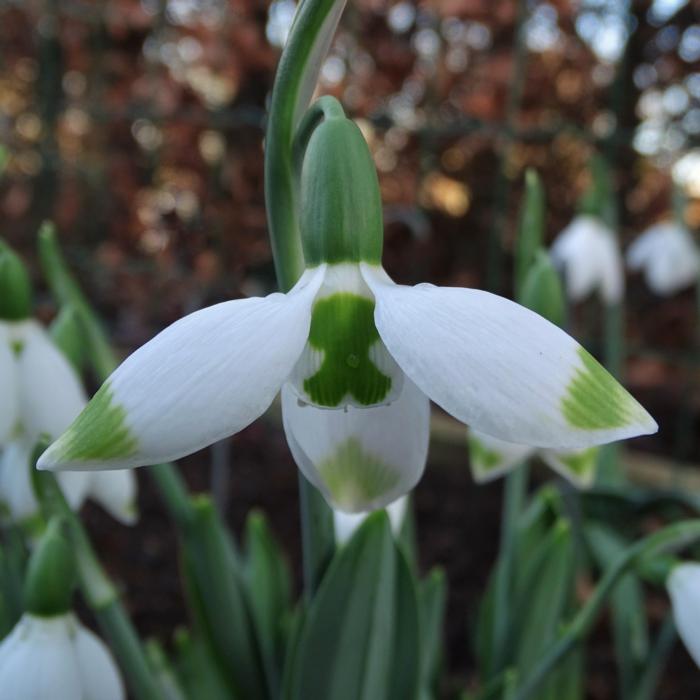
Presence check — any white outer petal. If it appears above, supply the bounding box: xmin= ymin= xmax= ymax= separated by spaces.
xmin=282 ymin=377 xmax=429 ymax=513
xmin=0 ymin=614 xmax=82 ymax=700
xmin=86 ymin=470 xmax=138 ymax=525
xmin=667 ymin=563 xmax=700 ymax=668
xmin=39 ymin=267 xmax=325 ymax=471
xmin=363 ymin=264 xmax=656 ymax=450
xmin=73 ymin=618 xmax=125 ymax=700
xmin=467 ymin=429 xmax=533 ymax=483
xmin=14 ymin=320 xmax=87 ymax=442
xmin=333 ymin=495 xmax=408 ymax=545
xmin=550 ymin=215 xmax=623 ymax=304
xmin=0 ymin=323 xmax=18 ymax=444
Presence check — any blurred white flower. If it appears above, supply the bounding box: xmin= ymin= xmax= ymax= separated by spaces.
xmin=550 ymin=215 xmax=624 ymax=304
xmin=626 ymin=221 xmax=700 ymax=296
xmin=0 ymin=320 xmax=137 ymax=526
xmin=0 ymin=612 xmax=124 ymax=700
xmin=667 ymin=562 xmax=700 ymax=668
xmin=468 ymin=429 xmax=598 ymax=488
xmin=333 ymin=495 xmax=408 ymax=545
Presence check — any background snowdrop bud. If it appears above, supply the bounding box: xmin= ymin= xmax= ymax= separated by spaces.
xmin=333 ymin=495 xmax=408 ymax=545
xmin=0 ymin=239 xmax=31 ymax=321
xmin=626 ymin=222 xmax=700 ymax=296
xmin=23 ymin=517 xmax=76 ymax=617
xmin=50 ymin=305 xmax=87 ymax=373
xmin=515 ymin=169 xmax=545 ymax=296
xmin=667 ymin=562 xmax=700 ymax=668
xmin=299 ymin=98 xmax=383 ymax=265
xmin=519 ymin=250 xmax=565 ymax=327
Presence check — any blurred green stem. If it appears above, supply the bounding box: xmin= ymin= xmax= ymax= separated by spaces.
xmin=513 ymin=519 xmax=700 ymax=700
xmin=489 ymin=463 xmax=529 ymax=676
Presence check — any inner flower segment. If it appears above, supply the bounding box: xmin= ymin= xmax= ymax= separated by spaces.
xmin=289 ymin=265 xmax=403 ymax=409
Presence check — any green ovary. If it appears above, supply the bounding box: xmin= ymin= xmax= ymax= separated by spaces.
xmin=303 ymin=293 xmax=392 ymax=407
xmin=562 ymin=347 xmax=638 ymax=430
xmin=53 ymin=382 xmax=138 ymax=462
xmin=318 ymin=437 xmax=399 ymax=509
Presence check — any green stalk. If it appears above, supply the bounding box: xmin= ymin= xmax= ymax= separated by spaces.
xmin=488 ymin=462 xmax=529 ymax=676
xmin=265 ymin=0 xmax=344 ymax=593
xmin=513 ymin=519 xmax=700 ymax=700
xmin=34 ymin=470 xmax=164 ymax=700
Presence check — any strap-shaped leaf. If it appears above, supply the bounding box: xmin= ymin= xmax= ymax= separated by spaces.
xmin=286 ymin=512 xmax=420 ymax=700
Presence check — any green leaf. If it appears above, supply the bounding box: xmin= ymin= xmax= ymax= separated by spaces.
xmin=174 ymin=628 xmax=232 ymax=700
xmin=50 ymin=304 xmax=87 ymax=373
xmin=585 ymin=524 xmax=649 ymax=700
xmin=515 ymin=169 xmax=545 ymax=299
xmin=514 ymin=520 xmax=574 ymax=685
xmin=144 ymin=638 xmax=188 ymax=700
xmin=417 ymin=568 xmax=447 ymax=699
xmin=180 ymin=496 xmax=268 ymax=699
xmin=244 ymin=510 xmax=293 ymax=695
xmin=286 ymin=512 xmax=420 ymax=700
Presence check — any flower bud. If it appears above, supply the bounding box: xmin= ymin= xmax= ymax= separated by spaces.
xmin=300 ymin=115 xmax=383 ymax=265
xmin=24 ymin=517 xmax=76 ymax=617
xmin=0 ymin=239 xmax=31 ymax=320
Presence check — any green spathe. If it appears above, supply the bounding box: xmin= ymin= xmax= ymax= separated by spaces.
xmin=319 ymin=437 xmax=399 ymax=510
xmin=24 ymin=518 xmax=76 ymax=617
xmin=300 ymin=115 xmax=383 ymax=265
xmin=0 ymin=239 xmax=32 ymax=320
xmin=520 ymin=251 xmax=565 ymax=327
xmin=562 ymin=348 xmax=638 ymax=430
xmin=51 ymin=382 xmax=138 ymax=463
xmin=304 ymin=292 xmax=392 ymax=407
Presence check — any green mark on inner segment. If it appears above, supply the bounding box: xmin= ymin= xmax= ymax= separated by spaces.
xmin=318 ymin=437 xmax=399 ymax=509
xmin=468 ymin=435 xmax=503 ymax=473
xmin=562 ymin=347 xmax=634 ymax=430
xmin=557 ymin=448 xmax=598 ymax=477
xmin=54 ymin=381 xmax=138 ymax=462
xmin=304 ymin=293 xmax=391 ymax=407
xmin=10 ymin=339 xmax=23 ymax=356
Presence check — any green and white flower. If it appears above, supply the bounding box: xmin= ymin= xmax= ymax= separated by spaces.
xmin=468 ymin=428 xmax=599 ymax=488
xmin=627 ymin=221 xmax=700 ymax=296
xmin=39 ymin=107 xmax=656 ymax=513
xmin=550 ymin=215 xmax=624 ymax=305
xmin=666 ymin=562 xmax=700 ymax=669
xmin=0 ymin=613 xmax=125 ymax=700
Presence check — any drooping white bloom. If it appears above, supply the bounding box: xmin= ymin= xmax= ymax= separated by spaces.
xmin=0 ymin=613 xmax=124 ymax=700
xmin=39 ymin=108 xmax=656 ymax=514
xmin=0 ymin=319 xmax=137 ymax=525
xmin=666 ymin=563 xmax=700 ymax=668
xmin=626 ymin=221 xmax=700 ymax=296
xmin=550 ymin=215 xmax=624 ymax=304
xmin=468 ymin=429 xmax=599 ymax=488
xmin=38 ymin=260 xmax=656 ymax=513
xmin=333 ymin=495 xmax=408 ymax=545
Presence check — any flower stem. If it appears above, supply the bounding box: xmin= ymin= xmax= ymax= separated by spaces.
xmin=513 ymin=519 xmax=700 ymax=700
xmin=265 ymin=0 xmax=342 ymax=593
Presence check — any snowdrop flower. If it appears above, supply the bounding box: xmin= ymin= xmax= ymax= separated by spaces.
xmin=0 ymin=613 xmax=125 ymax=700
xmin=39 ymin=104 xmax=656 ymax=513
xmin=468 ymin=429 xmax=598 ymax=488
xmin=0 ymin=517 xmax=125 ymax=700
xmin=0 ymin=243 xmax=137 ymax=525
xmin=550 ymin=215 xmax=624 ymax=305
xmin=666 ymin=562 xmax=700 ymax=668
xmin=626 ymin=221 xmax=700 ymax=296
xmin=334 ymin=495 xmax=408 ymax=545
